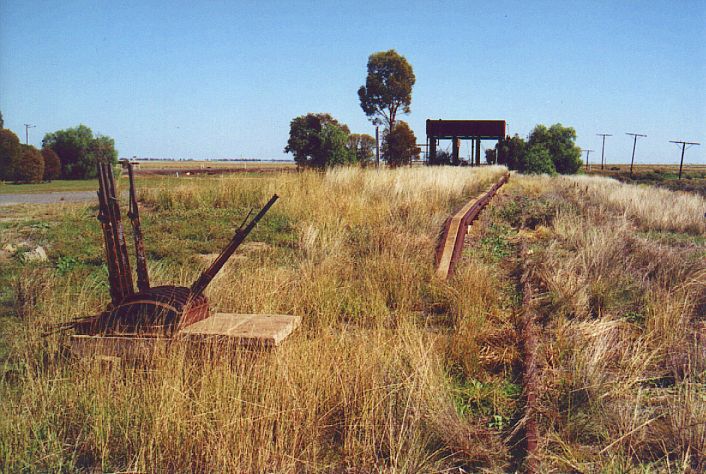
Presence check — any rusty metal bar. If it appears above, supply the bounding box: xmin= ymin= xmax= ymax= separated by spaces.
xmin=96 ymin=161 xmax=133 ymax=305
xmin=190 ymin=194 xmax=279 ymax=297
xmin=122 ymin=160 xmax=150 ymax=292
xmin=435 ymin=172 xmax=509 ymax=279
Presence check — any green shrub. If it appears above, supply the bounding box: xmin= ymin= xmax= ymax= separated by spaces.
xmin=522 ymin=144 xmax=556 ymax=175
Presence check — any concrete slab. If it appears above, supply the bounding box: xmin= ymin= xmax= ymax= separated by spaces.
xmin=178 ymin=313 xmax=302 ymax=347
xmin=69 ymin=313 xmax=302 ymax=359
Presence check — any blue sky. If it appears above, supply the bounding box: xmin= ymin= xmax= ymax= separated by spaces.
xmin=1 ymin=0 xmax=704 ymax=164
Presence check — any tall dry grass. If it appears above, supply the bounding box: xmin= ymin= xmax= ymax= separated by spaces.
xmin=508 ymin=175 xmax=706 ymax=472
xmin=564 ymin=174 xmax=706 ymax=234
xmin=1 ymin=166 xmax=509 ymax=472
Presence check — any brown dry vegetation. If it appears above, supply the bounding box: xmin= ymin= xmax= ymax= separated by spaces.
xmin=0 ymin=167 xmax=704 ymax=472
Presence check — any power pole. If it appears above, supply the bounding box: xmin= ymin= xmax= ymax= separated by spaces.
xmin=625 ymin=133 xmax=646 ymax=177
xmin=669 ymin=140 xmax=700 ymax=180
xmin=581 ymin=149 xmax=594 ymax=171
xmin=597 ymin=133 xmax=612 ymax=170
xmin=24 ymin=124 xmax=36 ymax=145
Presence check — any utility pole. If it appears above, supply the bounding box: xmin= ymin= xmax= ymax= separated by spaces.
xmin=581 ymin=149 xmax=594 ymax=171
xmin=597 ymin=133 xmax=612 ymax=170
xmin=24 ymin=124 xmax=36 ymax=145
xmin=625 ymin=133 xmax=647 ymax=177
xmin=669 ymin=140 xmax=700 ymax=180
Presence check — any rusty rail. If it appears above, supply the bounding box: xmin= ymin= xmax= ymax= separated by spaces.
xmin=519 ymin=261 xmax=540 ymax=473
xmin=434 ymin=172 xmax=509 ymax=279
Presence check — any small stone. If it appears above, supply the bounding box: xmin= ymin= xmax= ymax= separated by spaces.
xmin=22 ymin=246 xmax=48 ymax=262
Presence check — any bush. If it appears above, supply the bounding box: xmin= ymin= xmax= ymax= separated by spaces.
xmin=383 ymin=121 xmax=419 ymax=167
xmin=41 ymin=148 xmax=61 ymax=181
xmin=285 ymin=113 xmax=356 ymax=168
xmin=0 ymin=128 xmax=21 ymax=181
xmin=42 ymin=125 xmax=117 ymax=179
xmin=13 ymin=145 xmax=45 ymax=183
xmin=521 ymin=145 xmax=556 ymax=175
xmin=528 ymin=123 xmax=582 ymax=174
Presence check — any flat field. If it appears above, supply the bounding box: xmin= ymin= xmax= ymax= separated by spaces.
xmin=585 ymin=163 xmax=706 ymax=196
xmin=0 ymin=167 xmax=704 ymax=472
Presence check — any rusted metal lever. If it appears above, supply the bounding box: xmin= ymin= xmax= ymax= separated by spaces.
xmin=120 ymin=159 xmax=150 ymax=292
xmin=190 ymin=194 xmax=279 ymax=297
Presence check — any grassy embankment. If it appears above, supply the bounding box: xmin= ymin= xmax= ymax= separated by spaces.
xmin=0 ymin=167 xmax=704 ymax=472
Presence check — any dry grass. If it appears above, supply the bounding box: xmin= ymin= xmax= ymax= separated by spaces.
xmin=2 ymin=167 xmax=703 ymax=472
xmin=0 ymin=166 xmax=509 ymax=472
xmin=499 ymin=175 xmax=706 ymax=472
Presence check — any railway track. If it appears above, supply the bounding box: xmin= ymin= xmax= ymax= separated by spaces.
xmin=434 ymin=173 xmax=545 ymax=471
xmin=434 ymin=172 xmax=510 ymax=279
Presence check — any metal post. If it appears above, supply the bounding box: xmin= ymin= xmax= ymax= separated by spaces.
xmin=429 ymin=138 xmax=437 ymax=165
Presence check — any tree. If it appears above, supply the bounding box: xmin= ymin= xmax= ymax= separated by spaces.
xmin=358 ymin=50 xmax=415 ymax=131
xmin=348 ymin=133 xmax=376 ymax=167
xmin=42 ymin=125 xmax=118 ymax=179
xmin=528 ymin=123 xmax=582 ymax=174
xmin=383 ymin=121 xmax=419 ymax=167
xmin=521 ymin=145 xmax=556 ymax=175
xmin=41 ymin=148 xmax=61 ymax=181
xmin=485 ymin=148 xmax=497 ymax=165
xmin=0 ymin=128 xmax=21 ymax=181
xmin=12 ymin=145 xmax=44 ymax=183
xmin=284 ymin=113 xmax=355 ymax=168
xmin=0 ymin=110 xmax=4 ymax=129
xmin=496 ymin=134 xmax=527 ymax=171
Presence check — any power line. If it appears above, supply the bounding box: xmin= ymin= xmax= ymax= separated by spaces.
xmin=669 ymin=140 xmax=700 ymax=180
xmin=596 ymin=133 xmax=612 ymax=170
xmin=24 ymin=124 xmax=36 ymax=145
xmin=625 ymin=133 xmax=646 ymax=177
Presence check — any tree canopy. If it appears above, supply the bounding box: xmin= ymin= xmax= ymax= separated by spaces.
xmin=528 ymin=124 xmax=582 ymax=174
xmin=42 ymin=125 xmax=117 ymax=179
xmin=496 ymin=124 xmax=582 ymax=175
xmin=383 ymin=121 xmax=419 ymax=167
xmin=284 ymin=113 xmax=355 ymax=168
xmin=358 ymin=50 xmax=415 ymax=131
xmin=13 ymin=145 xmax=44 ymax=183
xmin=0 ymin=128 xmax=21 ymax=181
xmin=41 ymin=148 xmax=62 ymax=181
xmin=348 ymin=133 xmax=376 ymax=167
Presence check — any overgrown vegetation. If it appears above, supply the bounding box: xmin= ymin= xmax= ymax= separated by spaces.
xmin=1 ymin=167 xmax=703 ymax=471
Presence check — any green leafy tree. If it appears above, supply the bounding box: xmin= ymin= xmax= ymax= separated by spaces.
xmin=383 ymin=121 xmax=419 ymax=167
xmin=12 ymin=145 xmax=44 ymax=183
xmin=348 ymin=133 xmax=376 ymax=166
xmin=41 ymin=148 xmax=61 ymax=181
xmin=358 ymin=50 xmax=415 ymax=131
xmin=42 ymin=125 xmax=118 ymax=179
xmin=528 ymin=123 xmax=582 ymax=174
xmin=521 ymin=145 xmax=556 ymax=175
xmin=284 ymin=113 xmax=355 ymax=168
xmin=496 ymin=134 xmax=527 ymax=171
xmin=0 ymin=128 xmax=21 ymax=181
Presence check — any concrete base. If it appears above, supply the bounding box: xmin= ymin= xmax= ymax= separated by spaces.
xmin=69 ymin=313 xmax=301 ymax=360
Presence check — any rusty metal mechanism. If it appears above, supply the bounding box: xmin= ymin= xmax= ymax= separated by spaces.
xmin=68 ymin=160 xmax=278 ymax=337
